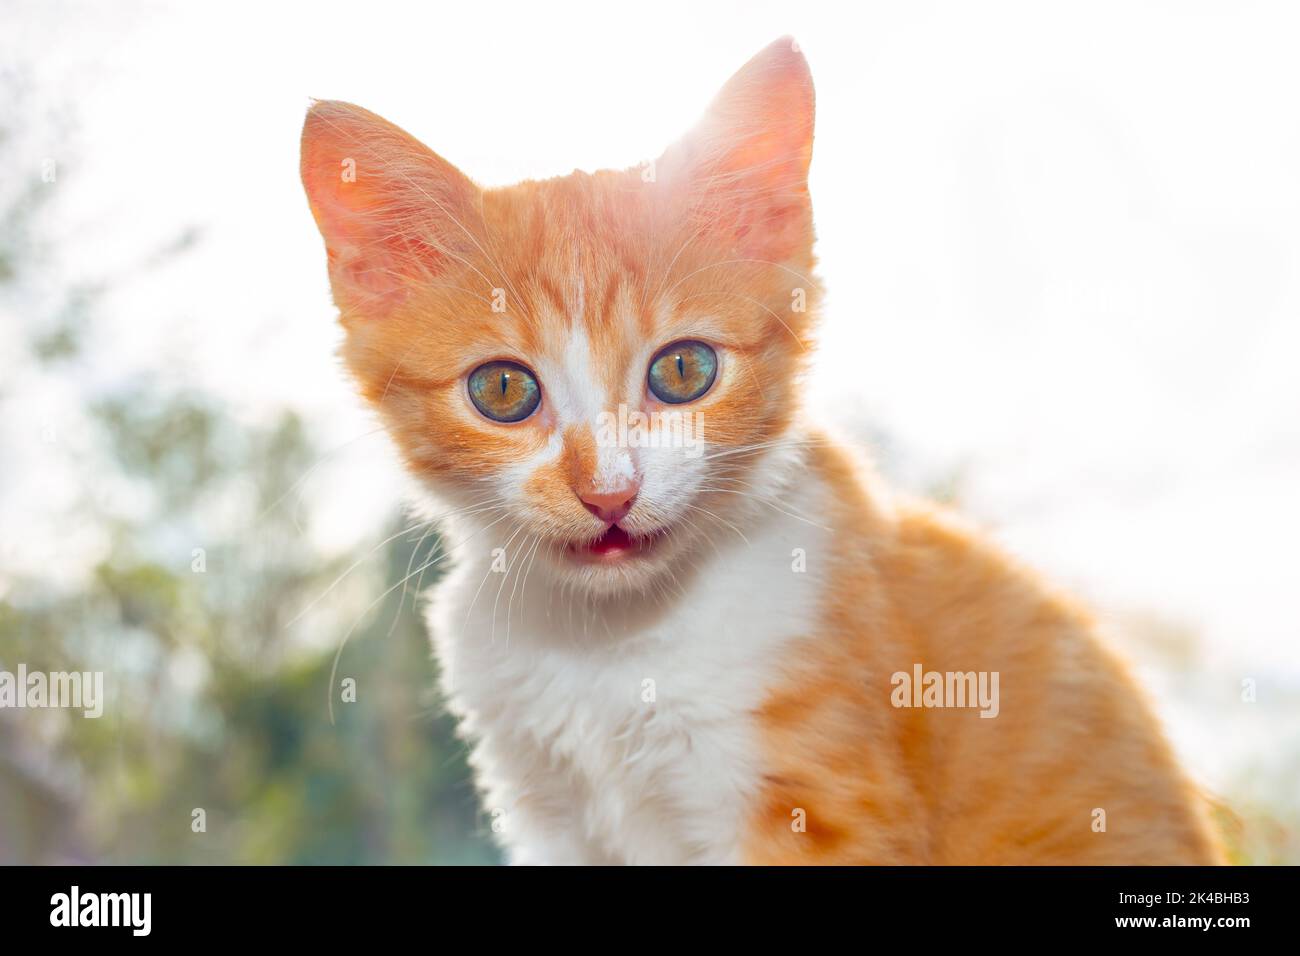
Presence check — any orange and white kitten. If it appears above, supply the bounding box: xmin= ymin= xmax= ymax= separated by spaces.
xmin=300 ymin=38 xmax=1223 ymax=864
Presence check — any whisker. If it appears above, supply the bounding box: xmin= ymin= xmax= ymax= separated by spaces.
xmin=461 ymin=523 xmax=518 ymax=632
xmin=385 ymin=519 xmax=444 ymax=641
xmin=386 ymin=495 xmax=511 ymax=638
xmin=683 ymin=502 xmax=750 ymax=546
xmin=701 ymin=435 xmax=830 ymax=463
xmin=255 ymin=425 xmax=387 ymax=526
xmin=323 ymin=508 xmax=512 ymax=724
xmin=696 ymin=485 xmax=832 ymax=532
xmin=645 ymin=225 xmax=704 ymax=315
xmin=679 ymin=290 xmax=808 ymax=351
xmin=289 ymin=518 xmax=431 ymax=628
xmin=506 ymin=534 xmax=544 ymax=648
xmin=290 ymin=495 xmax=501 ymax=627
xmin=660 ymin=257 xmax=821 ymax=301
xmin=489 ymin=524 xmax=531 ymax=645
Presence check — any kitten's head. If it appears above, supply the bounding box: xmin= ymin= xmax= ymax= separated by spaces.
xmin=301 ymin=38 xmax=820 ymax=597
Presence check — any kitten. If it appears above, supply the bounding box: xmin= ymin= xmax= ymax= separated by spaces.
xmin=300 ymin=37 xmax=1223 ymax=864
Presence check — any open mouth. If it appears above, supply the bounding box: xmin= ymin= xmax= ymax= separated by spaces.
xmin=567 ymin=524 xmax=662 ymax=563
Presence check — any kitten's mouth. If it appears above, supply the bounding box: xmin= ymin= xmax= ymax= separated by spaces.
xmin=566 ymin=524 xmax=662 ymax=563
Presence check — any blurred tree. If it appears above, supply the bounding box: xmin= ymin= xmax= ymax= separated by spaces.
xmin=0 ymin=392 xmax=501 ymax=864
xmin=0 ymin=82 xmax=500 ymax=865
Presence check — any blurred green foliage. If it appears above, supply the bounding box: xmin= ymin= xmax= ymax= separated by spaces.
xmin=0 ymin=91 xmax=499 ymax=863
xmin=0 ymin=389 xmax=501 ymax=864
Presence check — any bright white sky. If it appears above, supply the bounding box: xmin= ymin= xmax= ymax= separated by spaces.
xmin=3 ymin=1 xmax=1298 ymax=788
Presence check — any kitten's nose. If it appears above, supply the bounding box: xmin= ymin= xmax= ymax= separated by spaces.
xmin=579 ymin=485 xmax=638 ymax=525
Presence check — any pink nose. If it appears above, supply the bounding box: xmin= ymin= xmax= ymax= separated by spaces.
xmin=579 ymin=486 xmax=638 ymax=524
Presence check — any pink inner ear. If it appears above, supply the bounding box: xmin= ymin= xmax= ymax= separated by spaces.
xmin=300 ymin=100 xmax=479 ymax=308
xmin=730 ymin=199 xmax=808 ymax=260
xmin=326 ymin=244 xmax=409 ymax=308
xmin=662 ymin=39 xmax=816 ymax=261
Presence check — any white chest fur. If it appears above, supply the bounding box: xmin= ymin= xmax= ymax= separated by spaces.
xmin=426 ymin=495 xmax=827 ymax=865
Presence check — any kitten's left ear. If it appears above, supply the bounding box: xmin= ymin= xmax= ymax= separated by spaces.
xmin=658 ymin=37 xmax=816 ymax=261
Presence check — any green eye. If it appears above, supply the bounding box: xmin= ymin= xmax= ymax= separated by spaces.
xmin=647 ymin=340 xmax=718 ymax=404
xmin=467 ymin=360 xmax=541 ymax=423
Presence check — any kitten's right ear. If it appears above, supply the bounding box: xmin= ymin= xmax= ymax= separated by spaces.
xmin=300 ymin=100 xmax=479 ymax=314
xmin=655 ymin=37 xmax=815 ymax=263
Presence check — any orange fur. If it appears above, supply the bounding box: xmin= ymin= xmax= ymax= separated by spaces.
xmin=301 ymin=38 xmax=1223 ymax=864
xmin=743 ymin=440 xmax=1223 ymax=863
